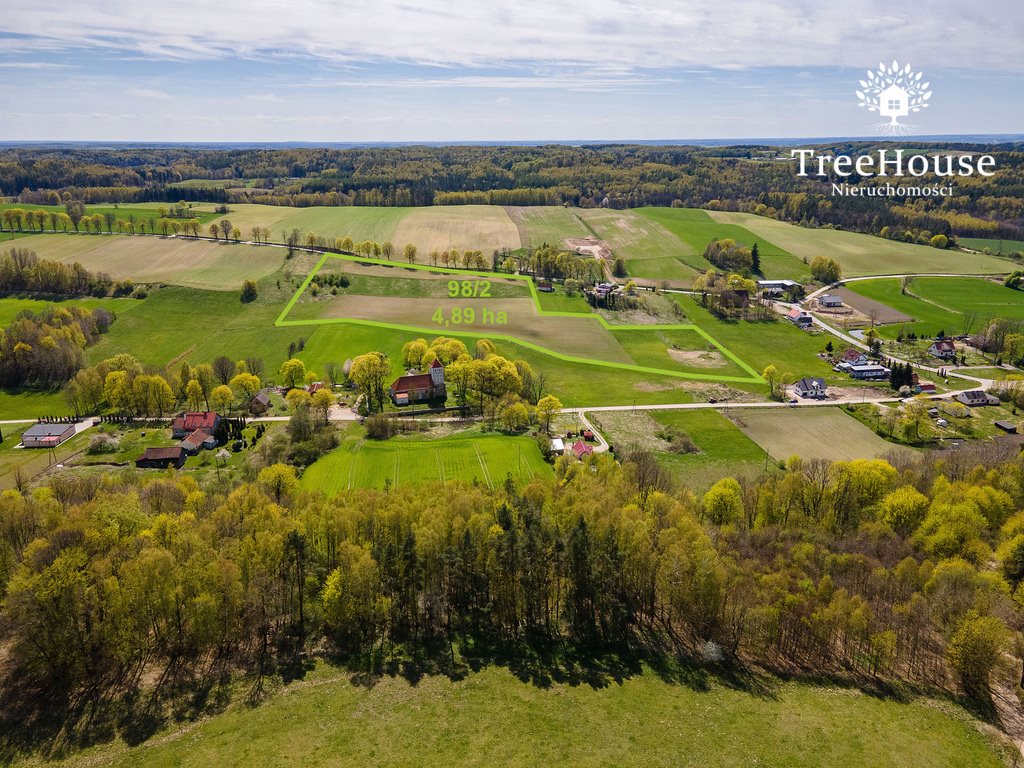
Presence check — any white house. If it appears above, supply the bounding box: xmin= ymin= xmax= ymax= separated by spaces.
xmin=928 ymin=340 xmax=956 ymax=360
xmin=794 ymin=377 xmax=828 ymax=399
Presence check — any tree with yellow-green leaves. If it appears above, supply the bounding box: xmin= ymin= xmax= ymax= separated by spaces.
xmin=279 ymin=358 xmax=306 ymax=390
xmin=536 ymin=394 xmax=562 ymax=433
xmin=210 ymin=385 xmax=235 ymax=415
xmin=349 ymin=352 xmax=391 ymax=413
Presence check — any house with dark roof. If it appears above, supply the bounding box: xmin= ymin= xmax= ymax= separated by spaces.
xmin=389 ymin=359 xmax=446 ymax=406
xmin=954 ymin=390 xmax=999 ymax=407
xmin=172 ymin=411 xmax=220 ymax=438
xmin=928 ymin=340 xmax=957 ymax=360
xmin=136 ymin=446 xmax=187 ymax=469
xmin=249 ymin=391 xmax=271 ymax=415
xmin=793 ymin=377 xmax=827 ymax=398
xmin=818 ymin=294 xmax=843 ymax=308
xmin=536 ymin=279 xmax=554 ymax=292
xmin=21 ymin=422 xmax=76 ymax=448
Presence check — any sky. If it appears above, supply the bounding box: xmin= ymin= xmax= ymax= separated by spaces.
xmin=0 ymin=0 xmax=1022 ymax=142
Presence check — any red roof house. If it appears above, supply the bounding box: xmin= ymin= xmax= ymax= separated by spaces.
xmin=172 ymin=411 xmax=220 ymax=438
xmin=572 ymin=440 xmax=593 ymax=460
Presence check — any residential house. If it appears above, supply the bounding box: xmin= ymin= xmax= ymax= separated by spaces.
xmin=818 ymin=294 xmax=843 ymax=308
xmin=571 ymin=440 xmax=594 ymax=460
xmin=928 ymin=339 xmax=957 ymax=360
xmin=249 ymin=391 xmax=271 ymax=415
xmin=837 ymin=348 xmax=869 ymax=367
xmin=172 ymin=411 xmax=220 ymax=439
xmin=136 ymin=446 xmax=187 ymax=469
xmin=307 ymin=382 xmax=329 ymax=395
xmin=793 ymin=377 xmax=827 ymax=398
xmin=954 ymin=390 xmax=999 ymax=407
xmin=389 ymin=358 xmax=446 ymax=406
xmin=181 ymin=429 xmax=217 ymax=454
xmin=21 ymin=422 xmax=76 ymax=449
xmin=786 ymin=308 xmax=813 ymax=328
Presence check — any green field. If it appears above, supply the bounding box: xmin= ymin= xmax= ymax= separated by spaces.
xmin=22 ymin=664 xmax=1006 ymax=768
xmin=300 ymin=429 xmax=552 ymax=492
xmin=634 ymin=208 xmax=805 ymax=281
xmin=707 ymin=211 xmax=1015 ymax=277
xmin=211 ymin=204 xmax=522 ymax=253
xmin=960 ymin=237 xmax=1024 ymax=255
xmin=591 ymin=408 xmax=767 ymax=490
xmin=505 ymin=206 xmax=591 ymax=248
xmin=845 ymin=277 xmax=1024 ymax=338
xmin=576 ymin=209 xmax=702 ymax=284
xmin=730 ymin=407 xmax=904 ymax=462
xmin=5 ymin=234 xmax=285 ymax=289
xmin=0 ymin=296 xmax=143 ymax=327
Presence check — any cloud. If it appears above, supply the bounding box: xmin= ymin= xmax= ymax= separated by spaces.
xmin=0 ymin=0 xmax=1020 ymax=72
xmin=125 ymin=87 xmax=172 ymax=99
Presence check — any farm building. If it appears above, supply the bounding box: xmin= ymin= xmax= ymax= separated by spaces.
xmin=20 ymin=422 xmax=76 ymax=449
xmin=550 ymin=437 xmax=565 ymax=454
xmin=571 ymin=440 xmax=594 ymax=460
xmin=848 ymin=364 xmax=891 ymax=380
xmin=536 ymin=280 xmax=554 ymax=292
xmin=757 ymin=279 xmax=799 ymax=297
xmin=954 ymin=390 xmax=999 ymax=407
xmin=928 ymin=340 xmax=956 ymax=360
xmin=249 ymin=391 xmax=271 ymax=415
xmin=389 ymin=358 xmax=446 ymax=405
xmin=995 ymin=420 xmax=1018 ymax=434
xmin=917 ymin=382 xmax=937 ymax=394
xmin=818 ymin=294 xmax=843 ymax=308
xmin=136 ymin=446 xmax=187 ymax=469
xmin=794 ymin=377 xmax=827 ymax=399
xmin=172 ymin=411 xmax=220 ymax=439
xmin=181 ymin=429 xmax=217 ymax=454
xmin=786 ymin=308 xmax=813 ymax=328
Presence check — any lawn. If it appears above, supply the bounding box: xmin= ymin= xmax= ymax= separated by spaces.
xmin=707 ymin=211 xmax=1015 ymax=277
xmin=729 ymin=407 xmax=904 ymax=462
xmin=534 ymin=285 xmax=592 ymax=313
xmin=22 ymin=664 xmax=1007 ymax=768
xmin=636 ymin=208 xmax=805 ymax=281
xmin=6 ymin=234 xmax=285 ymax=289
xmin=300 ymin=428 xmax=552 ymax=492
xmin=610 ymin=327 xmax=749 ymax=378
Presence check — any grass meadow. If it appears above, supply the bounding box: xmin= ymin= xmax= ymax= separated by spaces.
xmin=708 ymin=211 xmax=1014 ymax=277
xmin=299 ymin=428 xmax=552 ymax=492
xmin=20 ymin=663 xmax=1007 ymax=768
xmin=959 ymin=237 xmax=1024 ymax=255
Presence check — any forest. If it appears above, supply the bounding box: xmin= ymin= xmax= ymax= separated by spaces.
xmin=2 ymin=435 xmax=1023 ymax=756
xmin=2 ymin=143 xmax=1022 ymax=239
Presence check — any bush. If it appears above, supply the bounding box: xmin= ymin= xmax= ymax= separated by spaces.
xmin=365 ymin=413 xmax=400 ymax=440
xmin=241 ymin=279 xmax=258 ymax=303
xmin=87 ymin=433 xmax=119 ymax=454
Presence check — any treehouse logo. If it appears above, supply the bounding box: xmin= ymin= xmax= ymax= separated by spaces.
xmin=855 ymin=61 xmax=932 ymax=136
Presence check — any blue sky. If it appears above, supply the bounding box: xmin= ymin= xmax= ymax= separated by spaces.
xmin=0 ymin=0 xmax=1021 ymax=142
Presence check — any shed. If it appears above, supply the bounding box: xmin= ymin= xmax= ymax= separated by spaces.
xmin=995 ymin=420 xmax=1018 ymax=434
xmin=21 ymin=422 xmax=76 ymax=449
xmin=136 ymin=446 xmax=187 ymax=469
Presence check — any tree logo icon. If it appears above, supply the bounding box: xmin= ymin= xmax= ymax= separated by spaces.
xmin=856 ymin=62 xmax=932 ymax=136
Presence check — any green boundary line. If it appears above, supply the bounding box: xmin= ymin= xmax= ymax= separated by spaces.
xmin=276 ymin=251 xmax=763 ymax=385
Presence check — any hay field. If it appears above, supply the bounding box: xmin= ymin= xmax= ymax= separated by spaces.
xmin=505 ymin=206 xmax=591 ymax=248
xmin=392 ymin=205 xmax=521 ymax=253
xmin=729 ymin=407 xmax=902 ymax=462
xmin=577 ymin=208 xmax=701 ymax=284
xmin=9 ymin=234 xmax=284 ymax=289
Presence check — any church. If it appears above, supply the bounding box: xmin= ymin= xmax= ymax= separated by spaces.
xmin=388 ymin=358 xmax=446 ymax=406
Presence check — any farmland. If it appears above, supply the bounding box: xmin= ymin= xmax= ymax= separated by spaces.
xmin=299 ymin=428 xmax=552 ymax=493
xmin=23 ymin=663 xmax=1007 ymax=768
xmin=729 ymin=407 xmax=904 ymax=462
xmin=844 ymin=277 xmax=1024 ymax=338
xmin=960 ymin=237 xmax=1024 ymax=255
xmin=5 ymin=233 xmax=284 ymax=289
xmin=707 ymin=211 xmax=1015 ymax=276
xmin=0 ymin=202 xmax=221 ymax=232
